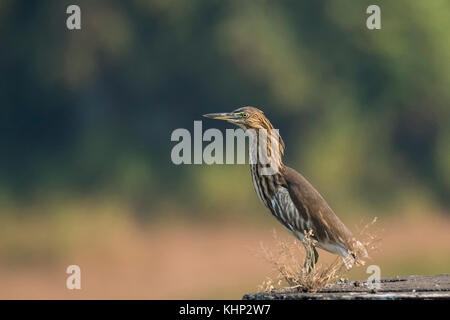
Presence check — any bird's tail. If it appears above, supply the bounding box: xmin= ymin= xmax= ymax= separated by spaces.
xmin=353 ymin=240 xmax=369 ymax=259
xmin=343 ymin=240 xmax=368 ymax=269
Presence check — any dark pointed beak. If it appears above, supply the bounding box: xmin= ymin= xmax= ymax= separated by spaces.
xmin=202 ymin=112 xmax=237 ymax=121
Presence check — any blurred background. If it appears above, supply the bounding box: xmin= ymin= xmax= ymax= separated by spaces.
xmin=1 ymin=0 xmax=449 ymax=299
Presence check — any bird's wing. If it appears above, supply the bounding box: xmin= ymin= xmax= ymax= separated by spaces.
xmin=281 ymin=166 xmax=355 ymax=256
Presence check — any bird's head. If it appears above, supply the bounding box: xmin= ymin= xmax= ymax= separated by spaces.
xmin=203 ymin=106 xmax=273 ymax=131
xmin=203 ymin=106 xmax=285 ymax=157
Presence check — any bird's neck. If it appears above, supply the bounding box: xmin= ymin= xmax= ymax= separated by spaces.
xmin=248 ymin=128 xmax=285 ymax=174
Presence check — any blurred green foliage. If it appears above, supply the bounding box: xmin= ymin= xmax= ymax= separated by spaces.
xmin=1 ymin=0 xmax=449 ymax=219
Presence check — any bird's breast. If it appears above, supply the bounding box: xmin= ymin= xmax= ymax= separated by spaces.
xmin=250 ymin=164 xmax=269 ymax=207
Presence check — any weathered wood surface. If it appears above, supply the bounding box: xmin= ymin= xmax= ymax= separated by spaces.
xmin=243 ymin=274 xmax=450 ymax=300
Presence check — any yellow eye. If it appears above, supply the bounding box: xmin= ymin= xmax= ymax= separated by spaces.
xmin=241 ymin=112 xmax=249 ymax=118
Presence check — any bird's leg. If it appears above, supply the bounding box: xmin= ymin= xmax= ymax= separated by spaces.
xmin=302 ymin=247 xmax=311 ymax=274
xmin=302 ymin=246 xmax=314 ymax=274
xmin=313 ymin=246 xmax=319 ymax=265
xmin=301 ymin=246 xmax=319 ymax=275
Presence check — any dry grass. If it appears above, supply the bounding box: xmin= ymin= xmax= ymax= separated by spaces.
xmin=258 ymin=218 xmax=380 ymax=293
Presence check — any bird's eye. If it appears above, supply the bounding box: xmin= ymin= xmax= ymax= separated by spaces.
xmin=241 ymin=112 xmax=249 ymax=118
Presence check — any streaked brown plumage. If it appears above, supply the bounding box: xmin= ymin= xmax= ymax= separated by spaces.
xmin=203 ymin=106 xmax=366 ymax=269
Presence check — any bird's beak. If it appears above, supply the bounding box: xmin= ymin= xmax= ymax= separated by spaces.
xmin=202 ymin=112 xmax=238 ymax=121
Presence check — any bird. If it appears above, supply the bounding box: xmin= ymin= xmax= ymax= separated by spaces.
xmin=203 ymin=106 xmax=367 ymax=271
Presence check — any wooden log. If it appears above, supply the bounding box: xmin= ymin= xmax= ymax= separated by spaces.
xmin=243 ymin=274 xmax=450 ymax=300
